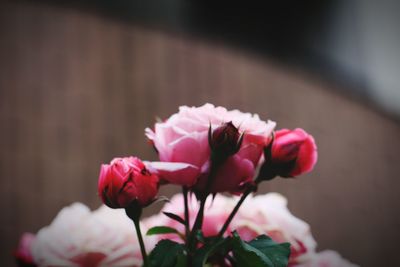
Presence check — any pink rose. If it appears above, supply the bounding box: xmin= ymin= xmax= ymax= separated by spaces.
xmin=232 ymin=195 xmax=357 ymax=267
xmin=98 ymin=157 xmax=159 ymax=208
xmin=294 ymin=250 xmax=359 ymax=267
xmin=144 ymin=192 xmax=316 ymax=264
xmin=144 ymin=193 xmax=357 ymax=267
xmin=14 ymin=233 xmax=36 ymax=267
xmin=260 ymin=128 xmax=317 ymax=179
xmin=146 ymin=103 xmax=276 ymax=193
xmin=30 ymin=203 xmax=155 ymax=267
xmin=232 ymin=193 xmax=317 ymax=265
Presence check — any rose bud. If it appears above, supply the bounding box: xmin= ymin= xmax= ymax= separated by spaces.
xmin=259 ymin=128 xmax=317 ymax=179
xmin=209 ymin=121 xmax=244 ymax=158
xmin=98 ymin=157 xmax=159 ymax=209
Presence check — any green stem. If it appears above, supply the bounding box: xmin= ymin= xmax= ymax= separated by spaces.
xmin=133 ymin=219 xmax=149 ymax=267
xmin=187 ymin=166 xmax=214 ymax=251
xmin=182 ymin=187 xmax=190 ymax=243
xmin=187 ymin=153 xmax=231 ymax=263
xmin=187 ymin=195 xmax=207 ymax=251
xmin=188 ymin=155 xmax=226 ymax=247
xmin=217 ymin=188 xmax=252 ymax=238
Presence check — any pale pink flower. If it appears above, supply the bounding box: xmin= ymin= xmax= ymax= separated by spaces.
xmin=31 ymin=203 xmax=153 ymax=267
xmin=145 ymin=193 xmax=358 ymax=266
xmin=146 ymin=103 xmax=276 ymax=193
xmin=232 ymin=193 xmax=317 ymax=265
xmin=144 ymin=192 xmax=316 ymax=264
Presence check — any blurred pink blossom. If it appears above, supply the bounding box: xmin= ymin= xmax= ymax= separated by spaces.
xmin=30 ymin=203 xmax=155 ymax=267
xmin=144 ymin=193 xmax=357 ymax=267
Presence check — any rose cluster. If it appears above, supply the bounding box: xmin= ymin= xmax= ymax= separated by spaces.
xmin=98 ymin=103 xmax=317 ymax=210
xmin=96 ymin=104 xmax=319 ymax=266
xmin=15 ymin=193 xmax=357 ymax=267
xmin=17 ymin=104 xmax=343 ymax=267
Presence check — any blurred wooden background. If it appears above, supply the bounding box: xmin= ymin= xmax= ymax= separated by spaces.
xmin=1 ymin=2 xmax=400 ymax=266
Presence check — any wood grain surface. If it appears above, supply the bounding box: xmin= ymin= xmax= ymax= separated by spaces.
xmin=1 ymin=2 xmax=399 ymax=266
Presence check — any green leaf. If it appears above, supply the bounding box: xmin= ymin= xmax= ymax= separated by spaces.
xmin=231 ymin=232 xmax=273 ymax=267
xmin=163 ymin=212 xmax=186 ymax=225
xmin=192 ymin=237 xmax=230 ymax=267
xmin=146 ymin=226 xmax=179 ymax=236
xmin=248 ymin=235 xmax=291 ymax=267
xmin=148 ymin=239 xmax=186 ymax=267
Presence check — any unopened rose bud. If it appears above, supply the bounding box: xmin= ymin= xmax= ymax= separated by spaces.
xmin=272 ymin=128 xmax=317 ymax=177
xmin=98 ymin=157 xmax=159 ymax=209
xmin=209 ymin=122 xmax=244 ymax=157
xmin=258 ymin=128 xmax=317 ymax=180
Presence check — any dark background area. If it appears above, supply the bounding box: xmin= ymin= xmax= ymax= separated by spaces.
xmin=34 ymin=0 xmax=400 ymax=117
xmin=1 ymin=1 xmax=400 ymax=266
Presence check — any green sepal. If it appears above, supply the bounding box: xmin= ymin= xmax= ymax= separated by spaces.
xmin=124 ymin=201 xmax=142 ymax=222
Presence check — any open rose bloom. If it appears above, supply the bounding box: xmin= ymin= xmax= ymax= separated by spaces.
xmin=16 ymin=104 xmax=357 ymax=267
xmin=17 ymin=194 xmax=357 ymax=267
xmin=143 ymin=193 xmax=357 ymax=267
xmin=146 ymin=103 xmax=276 ymax=193
xmin=17 ymin=203 xmax=156 ymax=267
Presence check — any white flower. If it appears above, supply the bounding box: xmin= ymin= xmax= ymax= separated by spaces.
xmin=31 ymin=203 xmax=150 ymax=267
